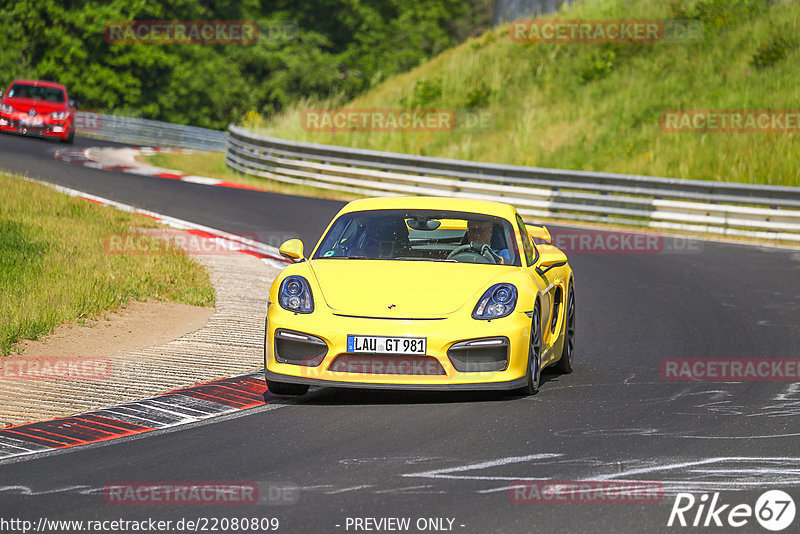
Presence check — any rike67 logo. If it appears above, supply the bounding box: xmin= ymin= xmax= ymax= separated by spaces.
xmin=668 ymin=490 xmax=795 ymax=531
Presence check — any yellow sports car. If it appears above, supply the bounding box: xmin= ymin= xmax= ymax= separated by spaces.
xmin=264 ymin=197 xmax=574 ymax=396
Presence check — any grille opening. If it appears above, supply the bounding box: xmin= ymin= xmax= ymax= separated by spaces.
xmin=329 ymin=354 xmax=445 ymax=375
xmin=447 ymin=337 xmax=509 ymax=372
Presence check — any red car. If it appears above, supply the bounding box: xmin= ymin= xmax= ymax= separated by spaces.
xmin=0 ymin=79 xmax=77 ymax=143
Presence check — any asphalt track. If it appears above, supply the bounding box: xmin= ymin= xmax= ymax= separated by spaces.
xmin=1 ymin=133 xmax=799 ymax=533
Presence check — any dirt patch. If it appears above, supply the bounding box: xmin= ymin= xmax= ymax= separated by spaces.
xmin=16 ymin=300 xmax=214 ymax=358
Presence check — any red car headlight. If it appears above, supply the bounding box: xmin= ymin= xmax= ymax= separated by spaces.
xmin=49 ymin=110 xmax=70 ymax=120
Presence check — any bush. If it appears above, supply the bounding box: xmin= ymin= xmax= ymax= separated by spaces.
xmin=673 ymin=0 xmax=773 ymax=27
xmin=241 ymin=110 xmax=266 ymax=129
xmin=400 ymin=77 xmax=443 ymax=108
xmin=750 ymin=37 xmax=793 ymax=68
xmin=463 ymin=80 xmax=492 ymax=108
xmin=580 ymin=50 xmax=616 ymax=82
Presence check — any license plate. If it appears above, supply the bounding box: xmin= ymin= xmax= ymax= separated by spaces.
xmin=347 ymin=335 xmax=426 ymax=354
xmin=21 ymin=119 xmax=43 ymax=126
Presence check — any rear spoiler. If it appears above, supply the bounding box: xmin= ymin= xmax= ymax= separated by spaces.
xmin=525 ymin=224 xmax=551 ymax=244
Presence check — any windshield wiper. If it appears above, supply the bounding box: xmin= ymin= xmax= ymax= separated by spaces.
xmin=395 ymin=257 xmax=457 ymax=262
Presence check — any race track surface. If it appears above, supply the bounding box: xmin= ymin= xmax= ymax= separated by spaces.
xmin=1 ymin=133 xmax=798 ymax=533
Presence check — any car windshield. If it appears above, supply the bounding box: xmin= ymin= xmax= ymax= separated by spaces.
xmin=313 ymin=209 xmax=521 ymax=266
xmin=7 ymin=84 xmax=65 ymax=103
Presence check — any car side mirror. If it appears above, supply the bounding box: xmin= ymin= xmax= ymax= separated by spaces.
xmin=525 ymin=224 xmax=551 ymax=244
xmin=535 ymin=247 xmax=567 ymax=275
xmin=69 ymin=99 xmax=79 ymax=109
xmin=279 ymin=239 xmax=305 ymax=262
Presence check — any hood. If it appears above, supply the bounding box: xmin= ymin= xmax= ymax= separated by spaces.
xmin=3 ymin=97 xmax=68 ymax=115
xmin=309 ymin=259 xmax=509 ymax=318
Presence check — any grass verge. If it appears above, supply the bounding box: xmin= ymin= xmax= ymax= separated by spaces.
xmin=0 ymin=172 xmax=215 ymax=355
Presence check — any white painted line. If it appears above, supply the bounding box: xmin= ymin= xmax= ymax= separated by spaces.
xmin=0 ymin=485 xmax=94 ymax=496
xmin=181 ymin=176 xmax=223 ymax=185
xmin=93 ymin=408 xmax=176 ymax=428
xmin=146 ymin=398 xmax=229 ymax=416
xmin=324 ymin=485 xmax=374 ymax=494
xmin=374 ymin=485 xmax=434 ymax=494
xmin=402 ymin=453 xmax=563 ymax=481
xmin=592 ymin=456 xmax=800 ymax=481
xmin=125 ymin=167 xmax=163 ymax=176
xmin=0 ymin=437 xmax=48 ymax=453
xmin=119 ymin=402 xmax=205 ymax=423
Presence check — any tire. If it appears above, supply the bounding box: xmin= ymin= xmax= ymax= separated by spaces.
xmin=266 ymin=379 xmax=309 ymax=396
xmin=62 ymin=129 xmax=74 ymax=144
xmin=554 ymin=282 xmax=575 ymax=374
xmin=515 ymin=300 xmax=542 ymax=396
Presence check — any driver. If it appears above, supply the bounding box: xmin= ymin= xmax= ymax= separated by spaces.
xmin=465 ymin=220 xmax=510 ymax=264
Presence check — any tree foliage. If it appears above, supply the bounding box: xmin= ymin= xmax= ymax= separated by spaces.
xmin=0 ymin=0 xmax=493 ymax=129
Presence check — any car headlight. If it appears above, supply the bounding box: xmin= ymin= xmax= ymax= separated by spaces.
xmin=279 ymin=275 xmax=314 ymax=313
xmin=0 ymin=104 xmax=13 ymax=114
xmin=49 ymin=110 xmax=69 ymax=120
xmin=472 ymin=283 xmax=518 ymax=320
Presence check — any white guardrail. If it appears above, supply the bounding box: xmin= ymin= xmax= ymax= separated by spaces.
xmin=226 ymin=124 xmax=800 ymax=243
xmin=75 ymin=111 xmax=226 ymax=151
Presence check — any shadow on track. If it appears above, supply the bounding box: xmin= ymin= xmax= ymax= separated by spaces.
xmin=266 ymin=373 xmax=564 ymax=406
xmin=0 ymin=130 xmax=62 ymax=145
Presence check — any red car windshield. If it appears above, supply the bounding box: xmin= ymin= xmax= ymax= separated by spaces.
xmin=7 ymin=84 xmax=65 ymax=103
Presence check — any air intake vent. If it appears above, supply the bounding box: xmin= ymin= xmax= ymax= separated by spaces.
xmin=274 ymin=329 xmax=327 ymax=367
xmin=447 ymin=337 xmax=509 ymax=372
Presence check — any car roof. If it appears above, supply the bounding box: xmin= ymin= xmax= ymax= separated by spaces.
xmin=8 ymin=79 xmax=67 ymax=91
xmin=338 ymin=196 xmax=519 ymax=221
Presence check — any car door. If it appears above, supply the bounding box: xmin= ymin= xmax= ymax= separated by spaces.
xmin=515 ymin=214 xmax=553 ymax=348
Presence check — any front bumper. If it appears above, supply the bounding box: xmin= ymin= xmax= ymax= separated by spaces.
xmin=264 ymin=370 xmax=528 ymax=391
xmin=265 ymin=306 xmax=532 ymax=391
xmin=0 ymin=115 xmax=70 ymax=140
